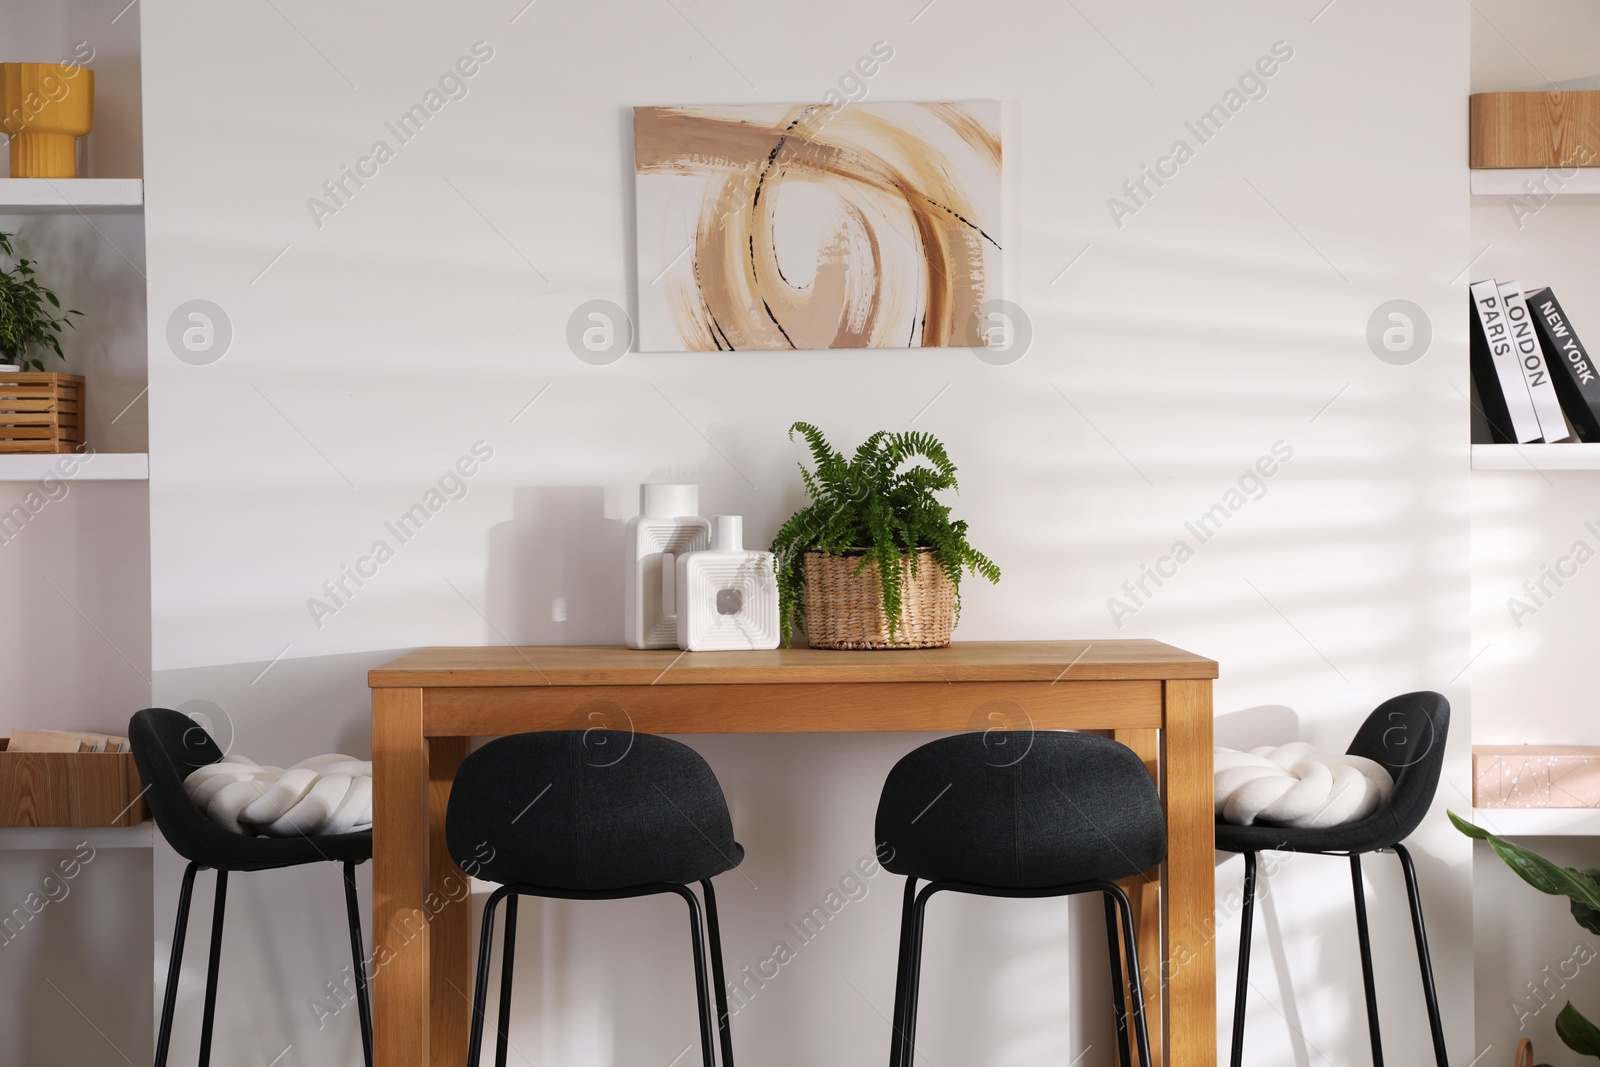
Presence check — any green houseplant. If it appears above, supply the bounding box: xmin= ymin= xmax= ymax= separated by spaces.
xmin=1451 ymin=811 xmax=1600 ymax=1061
xmin=771 ymin=422 xmax=1000 ymax=648
xmin=0 ymin=230 xmax=80 ymax=371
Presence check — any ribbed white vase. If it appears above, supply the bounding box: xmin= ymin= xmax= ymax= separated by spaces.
xmin=624 ymin=483 xmax=711 ymax=649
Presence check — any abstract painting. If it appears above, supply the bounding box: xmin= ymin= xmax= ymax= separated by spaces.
xmin=633 ymin=102 xmax=1001 ymax=352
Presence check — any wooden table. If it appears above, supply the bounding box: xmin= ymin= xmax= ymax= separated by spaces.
xmin=368 ymin=641 xmax=1218 ymax=1067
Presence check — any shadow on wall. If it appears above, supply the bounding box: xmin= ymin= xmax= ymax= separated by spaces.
xmin=487 ymin=487 xmax=625 ymax=645
xmin=1215 ymin=705 xmax=1301 ymax=752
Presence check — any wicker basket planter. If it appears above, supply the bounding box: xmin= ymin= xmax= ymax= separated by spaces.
xmin=802 ymin=548 xmax=954 ymax=649
xmin=0 ymin=372 xmax=84 ymax=453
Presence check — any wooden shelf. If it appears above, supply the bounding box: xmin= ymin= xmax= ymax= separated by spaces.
xmin=1473 ymin=808 xmax=1600 ymax=836
xmin=1471 ymin=168 xmax=1600 ymax=197
xmin=1471 ymin=444 xmax=1600 ymax=470
xmin=0 ymin=178 xmax=143 ymax=212
xmin=0 ymin=453 xmax=147 ymax=481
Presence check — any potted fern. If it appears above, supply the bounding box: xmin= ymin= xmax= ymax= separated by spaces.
xmin=771 ymin=422 xmax=999 ymax=649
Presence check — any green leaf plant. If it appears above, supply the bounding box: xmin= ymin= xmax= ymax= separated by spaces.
xmin=770 ymin=422 xmax=1000 ymax=646
xmin=0 ymin=231 xmax=81 ymax=372
xmin=1451 ymin=810 xmax=1600 ymax=1061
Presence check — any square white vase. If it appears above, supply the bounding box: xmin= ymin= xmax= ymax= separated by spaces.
xmin=624 ymin=484 xmax=711 ymax=649
xmin=675 ymin=515 xmax=780 ymax=651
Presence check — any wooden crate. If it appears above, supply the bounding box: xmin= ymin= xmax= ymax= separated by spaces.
xmin=0 ymin=372 xmax=84 ymax=454
xmin=1470 ymin=91 xmax=1600 ymax=169
xmin=0 ymin=738 xmax=148 ymax=826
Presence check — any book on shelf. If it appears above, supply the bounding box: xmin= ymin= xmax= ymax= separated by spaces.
xmin=1527 ymin=286 xmax=1600 ymax=443
xmin=1499 ymin=279 xmax=1572 ymax=442
xmin=1470 ymin=279 xmax=1541 ymax=443
xmin=1470 ymin=374 xmax=1491 ymax=443
xmin=5 ymin=730 xmax=129 ymax=753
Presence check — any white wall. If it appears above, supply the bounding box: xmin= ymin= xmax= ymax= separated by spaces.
xmin=139 ymin=1 xmax=1470 ymax=1064
xmin=1470 ymin=1 xmax=1600 ymax=1062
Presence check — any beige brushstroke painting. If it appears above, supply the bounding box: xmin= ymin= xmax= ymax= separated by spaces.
xmin=633 ymin=102 xmax=1001 ymax=352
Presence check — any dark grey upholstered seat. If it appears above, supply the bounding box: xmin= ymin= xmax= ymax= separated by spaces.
xmin=130 ymin=706 xmax=372 ymax=872
xmin=445 ymin=729 xmax=743 ymax=891
xmin=445 ymin=730 xmax=743 ymax=1067
xmin=876 ymin=730 xmax=1166 ymax=889
xmin=875 ymin=731 xmax=1165 ymax=1067
xmin=1217 ymin=691 xmax=1451 ymax=1067
xmin=128 ymin=707 xmax=373 ymax=1067
xmin=1215 ymin=690 xmax=1448 ymax=857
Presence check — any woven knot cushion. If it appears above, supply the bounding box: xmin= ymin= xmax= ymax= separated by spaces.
xmin=1214 ymin=742 xmax=1394 ymax=829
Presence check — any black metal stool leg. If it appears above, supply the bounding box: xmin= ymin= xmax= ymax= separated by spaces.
xmin=1350 ymin=854 xmax=1384 ymax=1066
xmin=669 ymin=885 xmax=717 ymax=1067
xmin=466 ymin=887 xmax=510 ymax=1067
xmin=889 ymin=878 xmax=917 ymax=1067
xmin=495 ymin=895 xmax=518 ymax=1067
xmin=901 ymin=884 xmax=939 ymax=1067
xmin=1102 ymin=892 xmax=1132 ymax=1067
xmin=1231 ymin=852 xmax=1257 ymax=1067
xmin=700 ymin=880 xmax=736 ymax=1067
xmin=154 ymin=862 xmax=202 ymax=1067
xmin=1393 ymin=845 xmax=1448 ymax=1067
xmin=1107 ymin=884 xmax=1153 ymax=1067
xmin=342 ymin=861 xmax=374 ymax=1067
xmin=196 ymin=869 xmax=228 ymax=1067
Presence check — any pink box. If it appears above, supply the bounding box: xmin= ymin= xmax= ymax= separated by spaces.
xmin=1474 ymin=745 xmax=1600 ymax=808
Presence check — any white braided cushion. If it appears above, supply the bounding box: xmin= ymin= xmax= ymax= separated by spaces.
xmin=183 ymin=753 xmax=373 ymax=837
xmin=1214 ymin=742 xmax=1394 ymax=829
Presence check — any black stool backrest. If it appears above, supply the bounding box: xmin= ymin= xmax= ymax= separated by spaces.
xmin=1344 ymin=690 xmax=1450 ymax=848
xmin=445 ymin=730 xmax=740 ymax=892
xmin=875 ymin=730 xmax=1167 ymax=889
xmin=129 ymin=707 xmax=233 ymax=865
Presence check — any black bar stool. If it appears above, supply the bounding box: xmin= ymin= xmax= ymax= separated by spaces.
xmin=444 ymin=729 xmax=744 ymax=1067
xmin=1218 ymin=691 xmax=1451 ymax=1067
xmin=874 ymin=731 xmax=1166 ymax=1067
xmin=128 ymin=707 xmax=374 ymax=1067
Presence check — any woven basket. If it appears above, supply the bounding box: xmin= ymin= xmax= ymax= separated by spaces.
xmin=802 ymin=548 xmax=954 ymax=650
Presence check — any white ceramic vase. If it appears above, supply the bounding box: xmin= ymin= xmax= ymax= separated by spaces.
xmin=675 ymin=515 xmax=780 ymax=651
xmin=624 ymin=483 xmax=711 ymax=649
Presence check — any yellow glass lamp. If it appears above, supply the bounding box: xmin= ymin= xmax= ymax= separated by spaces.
xmin=0 ymin=63 xmax=95 ymax=178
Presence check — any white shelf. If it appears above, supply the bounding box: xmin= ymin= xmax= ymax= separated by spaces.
xmin=0 ymin=824 xmax=152 ymax=850
xmin=1471 ymin=443 xmax=1600 ymax=470
xmin=1472 ymin=808 xmax=1600 ymax=836
xmin=0 ymin=178 xmax=143 ymax=212
xmin=1471 ymin=169 xmax=1600 ymax=197
xmin=0 ymin=453 xmax=147 ymax=481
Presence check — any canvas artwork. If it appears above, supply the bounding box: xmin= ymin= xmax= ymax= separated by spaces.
xmin=633 ymin=102 xmax=1001 ymax=352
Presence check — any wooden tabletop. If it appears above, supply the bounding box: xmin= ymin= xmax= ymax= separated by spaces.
xmin=369 ymin=639 xmax=1218 ymax=688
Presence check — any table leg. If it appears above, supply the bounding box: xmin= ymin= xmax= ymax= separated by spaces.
xmin=1114 ymin=728 xmax=1163 ymax=1067
xmin=1161 ymin=680 xmax=1216 ymax=1067
xmin=373 ymin=687 xmax=429 ymax=1067
xmin=429 ymin=736 xmax=471 ymax=1067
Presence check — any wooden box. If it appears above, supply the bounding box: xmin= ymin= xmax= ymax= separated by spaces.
xmin=0 ymin=372 xmax=84 ymax=453
xmin=1473 ymin=745 xmax=1600 ymax=808
xmin=0 ymin=738 xmax=148 ymax=826
xmin=1470 ymin=91 xmax=1600 ymax=169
